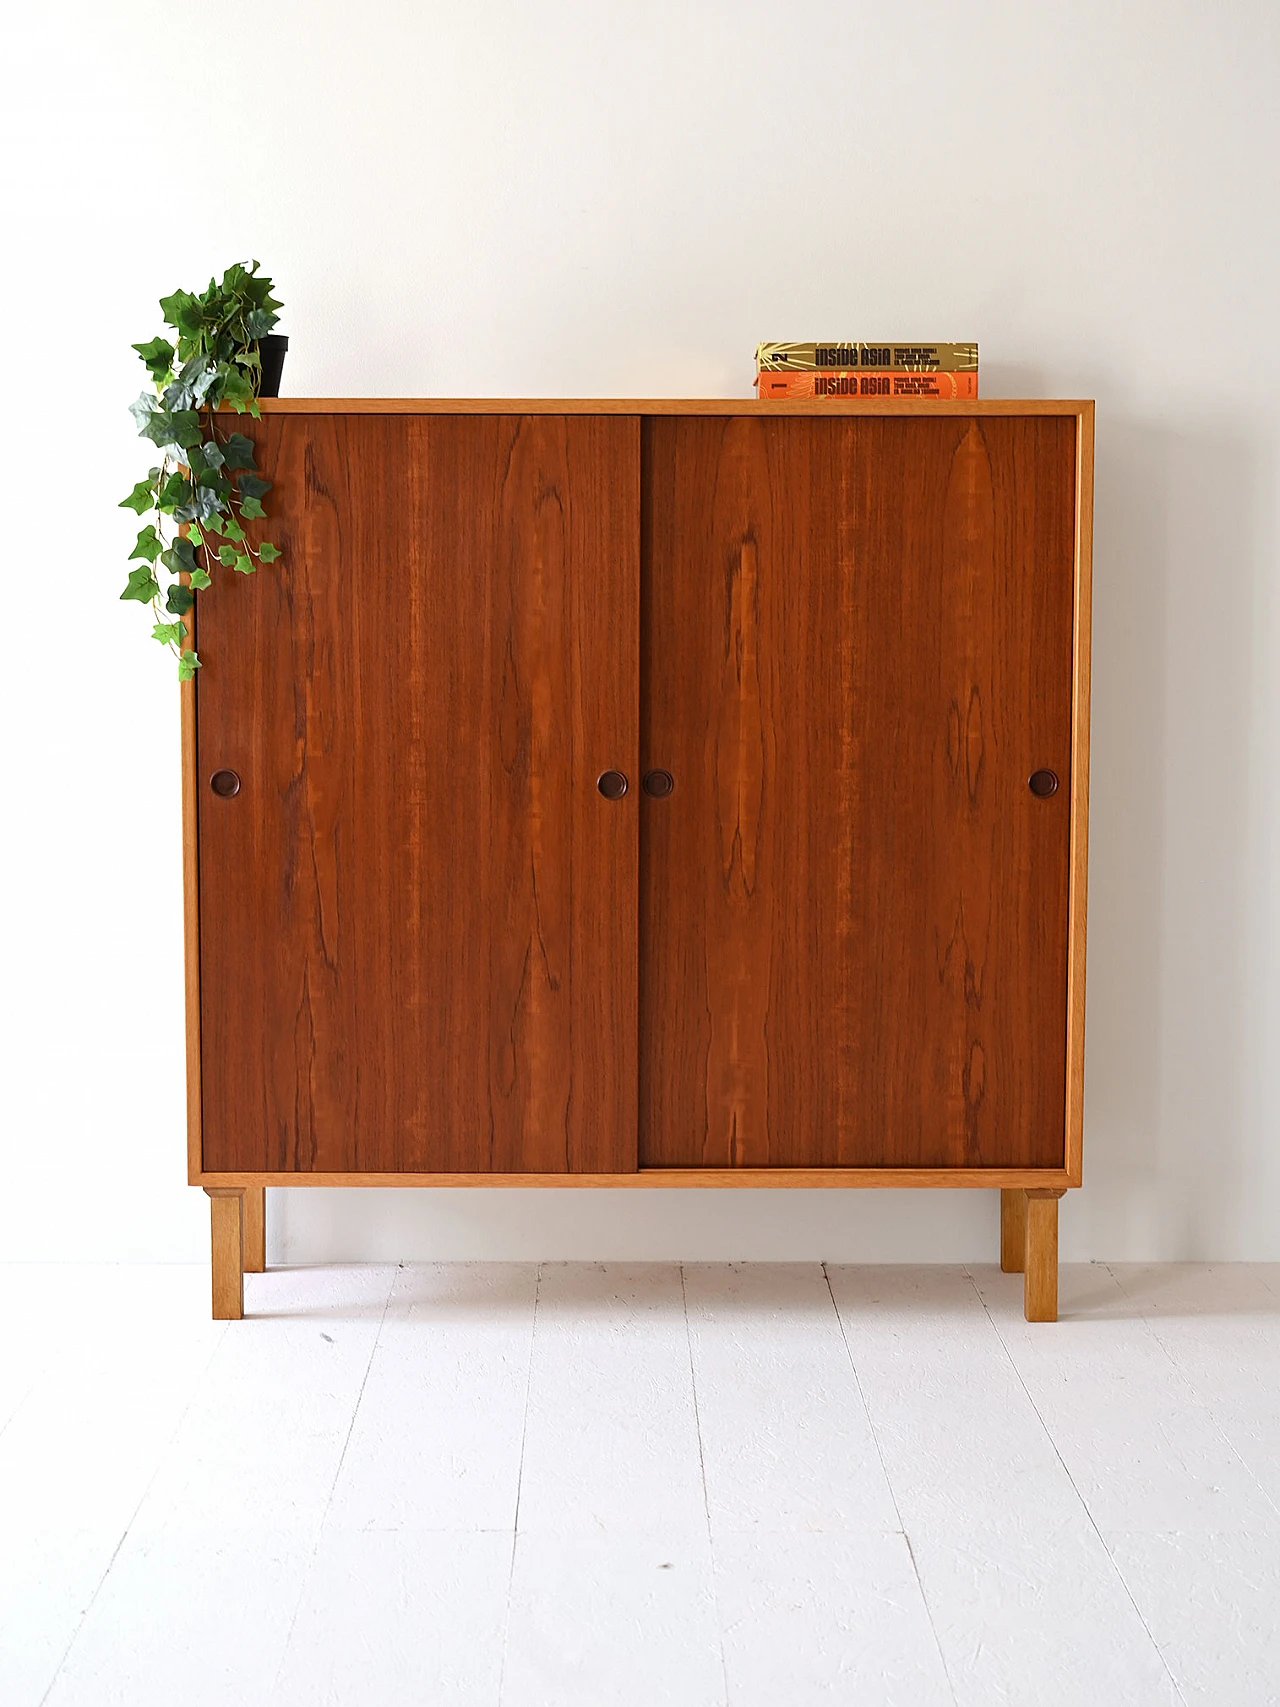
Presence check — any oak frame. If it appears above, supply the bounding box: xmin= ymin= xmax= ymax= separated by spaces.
xmin=232 ymin=398 xmax=1092 ymax=417
xmin=193 ymin=1167 xmax=1074 ymax=1189
xmin=182 ymin=399 xmax=1092 ymax=1316
xmin=181 ymin=593 xmax=202 ymax=1184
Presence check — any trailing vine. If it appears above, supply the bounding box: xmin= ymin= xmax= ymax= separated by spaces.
xmin=120 ymin=261 xmax=283 ymax=678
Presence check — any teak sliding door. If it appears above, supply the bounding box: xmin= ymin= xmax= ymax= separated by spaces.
xmin=197 ymin=413 xmax=640 ymax=1174
xmin=639 ymin=413 xmax=1078 ymax=1170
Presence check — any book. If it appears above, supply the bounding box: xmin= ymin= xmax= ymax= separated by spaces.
xmin=756 ymin=370 xmax=979 ymax=400
xmin=756 ymin=341 xmax=978 ymax=373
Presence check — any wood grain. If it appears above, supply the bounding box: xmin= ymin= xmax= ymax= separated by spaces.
xmin=1024 ymin=1189 xmax=1063 ymax=1321
xmin=1065 ymin=403 xmax=1095 ymax=1186
xmin=244 ymin=399 xmax=1094 ymax=418
xmin=639 ymin=414 xmax=1077 ymax=1170
xmin=242 ymin=1186 xmax=265 ymax=1273
xmin=205 ymin=1189 xmax=243 ymax=1320
xmin=1000 ymin=1188 xmax=1028 ymax=1272
xmin=196 ymin=414 xmax=639 ymax=1174
xmin=193 ymin=1166 xmax=1074 ymax=1189
xmin=181 ymin=602 xmax=202 ymax=1183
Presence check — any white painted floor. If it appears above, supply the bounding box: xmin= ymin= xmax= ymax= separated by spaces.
xmin=2 ymin=1262 xmax=1278 ymax=1706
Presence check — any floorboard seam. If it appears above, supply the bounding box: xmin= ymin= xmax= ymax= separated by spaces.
xmin=824 ymin=1263 xmax=960 ymax=1707
xmin=36 ymin=1318 xmax=231 ymax=1707
xmin=497 ymin=1260 xmax=541 ymax=1707
xmin=966 ymin=1264 xmax=1191 ymax=1707
xmin=267 ymin=1261 xmax=398 ymax=1701
xmin=681 ymin=1263 xmax=730 ymax=1707
xmin=0 ymin=1379 xmax=36 ymax=1449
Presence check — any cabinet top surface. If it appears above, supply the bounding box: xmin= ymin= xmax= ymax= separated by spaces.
xmin=250 ymin=398 xmax=1093 ymax=417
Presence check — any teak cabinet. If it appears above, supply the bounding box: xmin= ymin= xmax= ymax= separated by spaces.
xmin=183 ymin=399 xmax=1094 ymax=1322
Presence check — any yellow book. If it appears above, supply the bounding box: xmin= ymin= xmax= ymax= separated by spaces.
xmin=757 ymin=341 xmax=978 ymax=373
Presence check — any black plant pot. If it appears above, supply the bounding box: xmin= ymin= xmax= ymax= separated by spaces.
xmin=257 ymin=334 xmax=289 ymax=398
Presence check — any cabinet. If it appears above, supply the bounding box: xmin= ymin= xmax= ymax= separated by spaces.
xmin=184 ymin=399 xmax=1093 ymax=1322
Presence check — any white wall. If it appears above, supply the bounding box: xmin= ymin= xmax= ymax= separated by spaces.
xmin=2 ymin=0 xmax=1277 ymax=1264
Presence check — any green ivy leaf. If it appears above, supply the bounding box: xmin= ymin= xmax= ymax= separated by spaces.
xmin=141 ymin=407 xmax=201 ymax=451
xmin=158 ymin=472 xmax=192 ymax=512
xmin=161 ymin=538 xmax=199 ymax=577
xmin=162 ymin=378 xmax=195 ymax=413
xmin=119 ymin=477 xmax=157 ymax=515
xmin=129 ymin=392 xmax=159 ymax=434
xmin=220 ymin=365 xmax=255 ymax=410
xmin=220 ymin=433 xmax=256 ymax=471
xmin=129 ymin=524 xmax=163 ymax=563
xmin=130 ymin=264 xmax=286 ymax=672
xmin=121 ymin=565 xmax=160 ymax=602
xmin=132 ymin=336 xmax=175 ymax=382
xmin=162 ymin=354 xmax=219 ymax=414
xmin=243 ymin=262 xmax=277 ymax=304
xmin=159 ymin=289 xmax=202 ymax=336
xmin=194 ymin=483 xmax=229 ymax=519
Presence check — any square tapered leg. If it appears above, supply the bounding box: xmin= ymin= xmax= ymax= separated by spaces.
xmin=1024 ymin=1190 xmax=1064 ymax=1322
xmin=1000 ymin=1189 xmax=1027 ymax=1272
xmin=242 ymin=1186 xmax=266 ymax=1274
xmin=206 ymin=1188 xmax=244 ymax=1320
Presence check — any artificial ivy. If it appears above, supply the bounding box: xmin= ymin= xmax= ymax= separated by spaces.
xmin=120 ymin=261 xmax=283 ymax=678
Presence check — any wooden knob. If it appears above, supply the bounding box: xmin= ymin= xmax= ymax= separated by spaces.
xmin=1028 ymin=769 xmax=1059 ymax=798
xmin=209 ymin=769 xmax=241 ymax=798
xmin=596 ymin=770 xmax=628 ymax=800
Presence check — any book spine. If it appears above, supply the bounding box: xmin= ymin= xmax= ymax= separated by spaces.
xmin=756 ymin=342 xmax=978 ymax=373
xmin=756 ymin=370 xmax=980 ymax=400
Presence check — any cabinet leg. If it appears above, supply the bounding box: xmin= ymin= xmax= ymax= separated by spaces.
xmin=1024 ymin=1190 xmax=1065 ymax=1322
xmin=1000 ymin=1189 xmax=1027 ymax=1273
xmin=206 ymin=1189 xmax=244 ymax=1320
xmin=242 ymin=1186 xmax=266 ymax=1274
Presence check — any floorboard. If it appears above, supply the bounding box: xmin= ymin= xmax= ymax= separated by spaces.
xmin=2 ymin=1261 xmax=1278 ymax=1706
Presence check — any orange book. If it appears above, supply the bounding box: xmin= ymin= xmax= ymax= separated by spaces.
xmin=756 ymin=370 xmax=979 ymax=400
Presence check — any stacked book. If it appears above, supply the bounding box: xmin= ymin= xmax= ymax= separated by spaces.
xmin=756 ymin=342 xmax=978 ymax=399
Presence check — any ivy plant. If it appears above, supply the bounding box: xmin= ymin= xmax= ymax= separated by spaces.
xmin=120 ymin=261 xmax=284 ymax=678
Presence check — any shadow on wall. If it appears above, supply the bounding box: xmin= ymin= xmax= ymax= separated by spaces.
xmin=1081 ymin=412 xmax=1259 ymax=1259
xmin=271 ymin=1187 xmax=1002 ymax=1266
